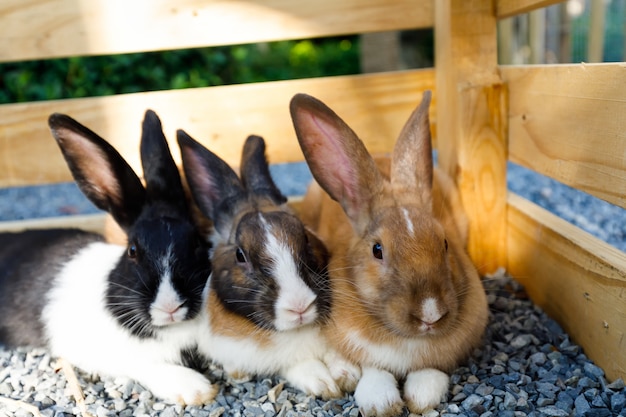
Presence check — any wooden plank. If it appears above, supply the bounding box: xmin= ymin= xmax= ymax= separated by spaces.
xmin=497 ymin=0 xmax=564 ymax=19
xmin=0 ymin=197 xmax=305 ymax=233
xmin=435 ymin=0 xmax=507 ymax=274
xmin=507 ymin=193 xmax=626 ymax=381
xmin=0 ymin=213 xmax=106 ymax=234
xmin=0 ymin=69 xmax=436 ymax=187
xmin=501 ymin=64 xmax=626 ymax=209
xmin=0 ymin=0 xmax=434 ymax=63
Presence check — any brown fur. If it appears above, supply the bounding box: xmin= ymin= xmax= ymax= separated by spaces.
xmin=292 ymin=90 xmax=489 ymax=385
xmin=206 ymin=291 xmax=273 ymax=348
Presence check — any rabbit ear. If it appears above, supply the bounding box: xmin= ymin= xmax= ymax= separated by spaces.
xmin=391 ymin=90 xmax=433 ymax=206
xmin=240 ymin=135 xmax=287 ymax=205
xmin=48 ymin=113 xmax=146 ymax=230
xmin=140 ymin=109 xmax=187 ymax=210
xmin=177 ymin=129 xmax=245 ymax=231
xmin=290 ymin=93 xmax=384 ymax=226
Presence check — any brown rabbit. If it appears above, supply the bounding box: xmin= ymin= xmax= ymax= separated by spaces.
xmin=290 ymin=90 xmax=489 ymax=416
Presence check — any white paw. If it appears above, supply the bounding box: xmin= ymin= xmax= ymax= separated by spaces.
xmin=354 ymin=367 xmax=404 ymax=417
xmin=284 ymin=359 xmax=341 ymax=398
xmin=403 ymin=368 xmax=449 ymax=413
xmin=148 ymin=366 xmax=217 ymax=406
xmin=323 ymin=350 xmax=361 ymax=392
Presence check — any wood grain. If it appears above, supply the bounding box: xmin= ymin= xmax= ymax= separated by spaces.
xmin=508 ymin=193 xmax=626 ymax=381
xmin=435 ymin=0 xmax=508 ymax=274
xmin=0 ymin=0 xmax=434 ymax=63
xmin=502 ymin=63 xmax=626 ymax=209
xmin=0 ymin=70 xmax=436 ymax=187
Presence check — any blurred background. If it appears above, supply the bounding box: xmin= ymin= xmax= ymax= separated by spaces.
xmin=2 ymin=0 xmax=624 ymax=105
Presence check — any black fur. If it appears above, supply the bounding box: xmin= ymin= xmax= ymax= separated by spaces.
xmin=0 ymin=229 xmax=102 ymax=347
xmin=179 ymin=344 xmax=211 ymax=374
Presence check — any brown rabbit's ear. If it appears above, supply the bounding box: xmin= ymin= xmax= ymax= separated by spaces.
xmin=391 ymin=90 xmax=433 ymax=207
xmin=177 ymin=129 xmax=245 ymax=235
xmin=290 ymin=93 xmax=384 ymax=227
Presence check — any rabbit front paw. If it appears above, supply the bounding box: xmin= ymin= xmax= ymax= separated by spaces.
xmin=323 ymin=350 xmax=361 ymax=393
xmin=148 ymin=366 xmax=217 ymax=406
xmin=403 ymin=368 xmax=449 ymax=413
xmin=354 ymin=367 xmax=404 ymax=417
xmin=284 ymin=359 xmax=341 ymax=399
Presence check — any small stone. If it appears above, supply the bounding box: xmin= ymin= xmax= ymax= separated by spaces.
xmin=611 ymin=393 xmax=626 ymax=412
xmin=474 ymin=384 xmax=494 ymax=396
xmin=268 ymin=382 xmax=284 ymax=403
xmin=510 ymin=334 xmax=533 ymax=348
xmin=209 ymin=406 xmax=225 ymax=417
xmin=583 ymin=363 xmax=605 ymax=380
xmin=575 ymin=394 xmax=591 ymax=415
xmin=461 ymin=394 xmax=483 ymax=410
xmin=537 ymin=406 xmax=569 ymax=416
xmin=503 ymin=391 xmax=517 ymax=410
xmin=529 ymin=352 xmax=547 ymax=366
xmin=607 ymin=378 xmax=626 ymax=390
xmin=491 ymin=364 xmax=506 ymax=375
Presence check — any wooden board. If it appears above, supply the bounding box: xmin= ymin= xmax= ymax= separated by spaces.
xmin=502 ymin=64 xmax=626 ymax=209
xmin=0 ymin=69 xmax=436 ymax=187
xmin=0 ymin=0 xmax=434 ymax=63
xmin=507 ymin=193 xmax=626 ymax=381
xmin=435 ymin=0 xmax=508 ymax=274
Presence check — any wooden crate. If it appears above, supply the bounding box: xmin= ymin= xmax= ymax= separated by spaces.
xmin=1 ymin=0 xmax=624 ymax=381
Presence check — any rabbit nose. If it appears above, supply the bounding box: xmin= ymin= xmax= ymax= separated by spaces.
xmin=419 ymin=297 xmax=446 ymax=325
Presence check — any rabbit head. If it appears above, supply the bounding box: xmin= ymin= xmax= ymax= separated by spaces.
xmin=290 ymin=90 xmax=488 ymax=356
xmin=178 ymin=132 xmax=330 ymax=333
xmin=48 ymin=110 xmax=212 ymax=338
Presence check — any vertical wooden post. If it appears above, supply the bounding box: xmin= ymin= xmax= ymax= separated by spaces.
xmin=435 ymin=0 xmax=508 ymax=275
xmin=529 ymin=8 xmax=546 ymax=64
xmin=588 ymin=0 xmax=606 ymax=62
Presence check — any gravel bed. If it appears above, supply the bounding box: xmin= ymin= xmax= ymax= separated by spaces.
xmin=1 ymin=162 xmax=625 ymax=417
xmin=1 ymin=274 xmax=625 ymax=417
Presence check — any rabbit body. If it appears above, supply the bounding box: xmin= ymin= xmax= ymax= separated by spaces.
xmin=178 ymin=133 xmax=360 ymax=398
xmin=291 ymin=91 xmax=489 ymax=416
xmin=0 ymin=110 xmax=216 ymax=405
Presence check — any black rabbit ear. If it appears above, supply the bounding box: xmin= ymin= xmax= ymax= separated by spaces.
xmin=140 ymin=110 xmax=188 ymax=211
xmin=177 ymin=129 xmax=245 ymax=227
xmin=48 ymin=113 xmax=146 ymax=230
xmin=240 ymin=135 xmax=287 ymax=205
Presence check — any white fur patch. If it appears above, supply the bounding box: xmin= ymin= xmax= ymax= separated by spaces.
xmin=354 ymin=367 xmax=403 ymax=417
xmin=404 ymin=368 xmax=449 ymax=412
xmin=261 ymin=215 xmax=317 ymax=331
xmin=150 ymin=245 xmax=188 ymax=326
xmin=345 ymin=330 xmax=432 ymax=374
xmin=402 ymin=208 xmax=414 ymax=235
xmin=199 ymin=322 xmax=338 ymax=397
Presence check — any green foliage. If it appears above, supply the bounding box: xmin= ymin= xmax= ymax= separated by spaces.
xmin=0 ymin=37 xmax=359 ymax=104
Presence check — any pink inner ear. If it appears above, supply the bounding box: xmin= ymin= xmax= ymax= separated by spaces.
xmin=62 ymin=129 xmax=122 ymax=205
xmin=182 ymin=148 xmax=221 ymax=206
xmin=305 ymin=112 xmax=360 ymax=210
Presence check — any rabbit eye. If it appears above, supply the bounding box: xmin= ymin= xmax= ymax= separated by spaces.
xmin=444 ymin=239 xmax=448 ymax=251
xmin=235 ymin=247 xmax=247 ymax=264
xmin=372 ymin=242 xmax=383 ymax=260
xmin=127 ymin=244 xmax=138 ymax=259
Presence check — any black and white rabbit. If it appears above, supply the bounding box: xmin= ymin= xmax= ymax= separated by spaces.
xmin=177 ymin=132 xmax=360 ymax=398
xmin=0 ymin=110 xmax=216 ymax=405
